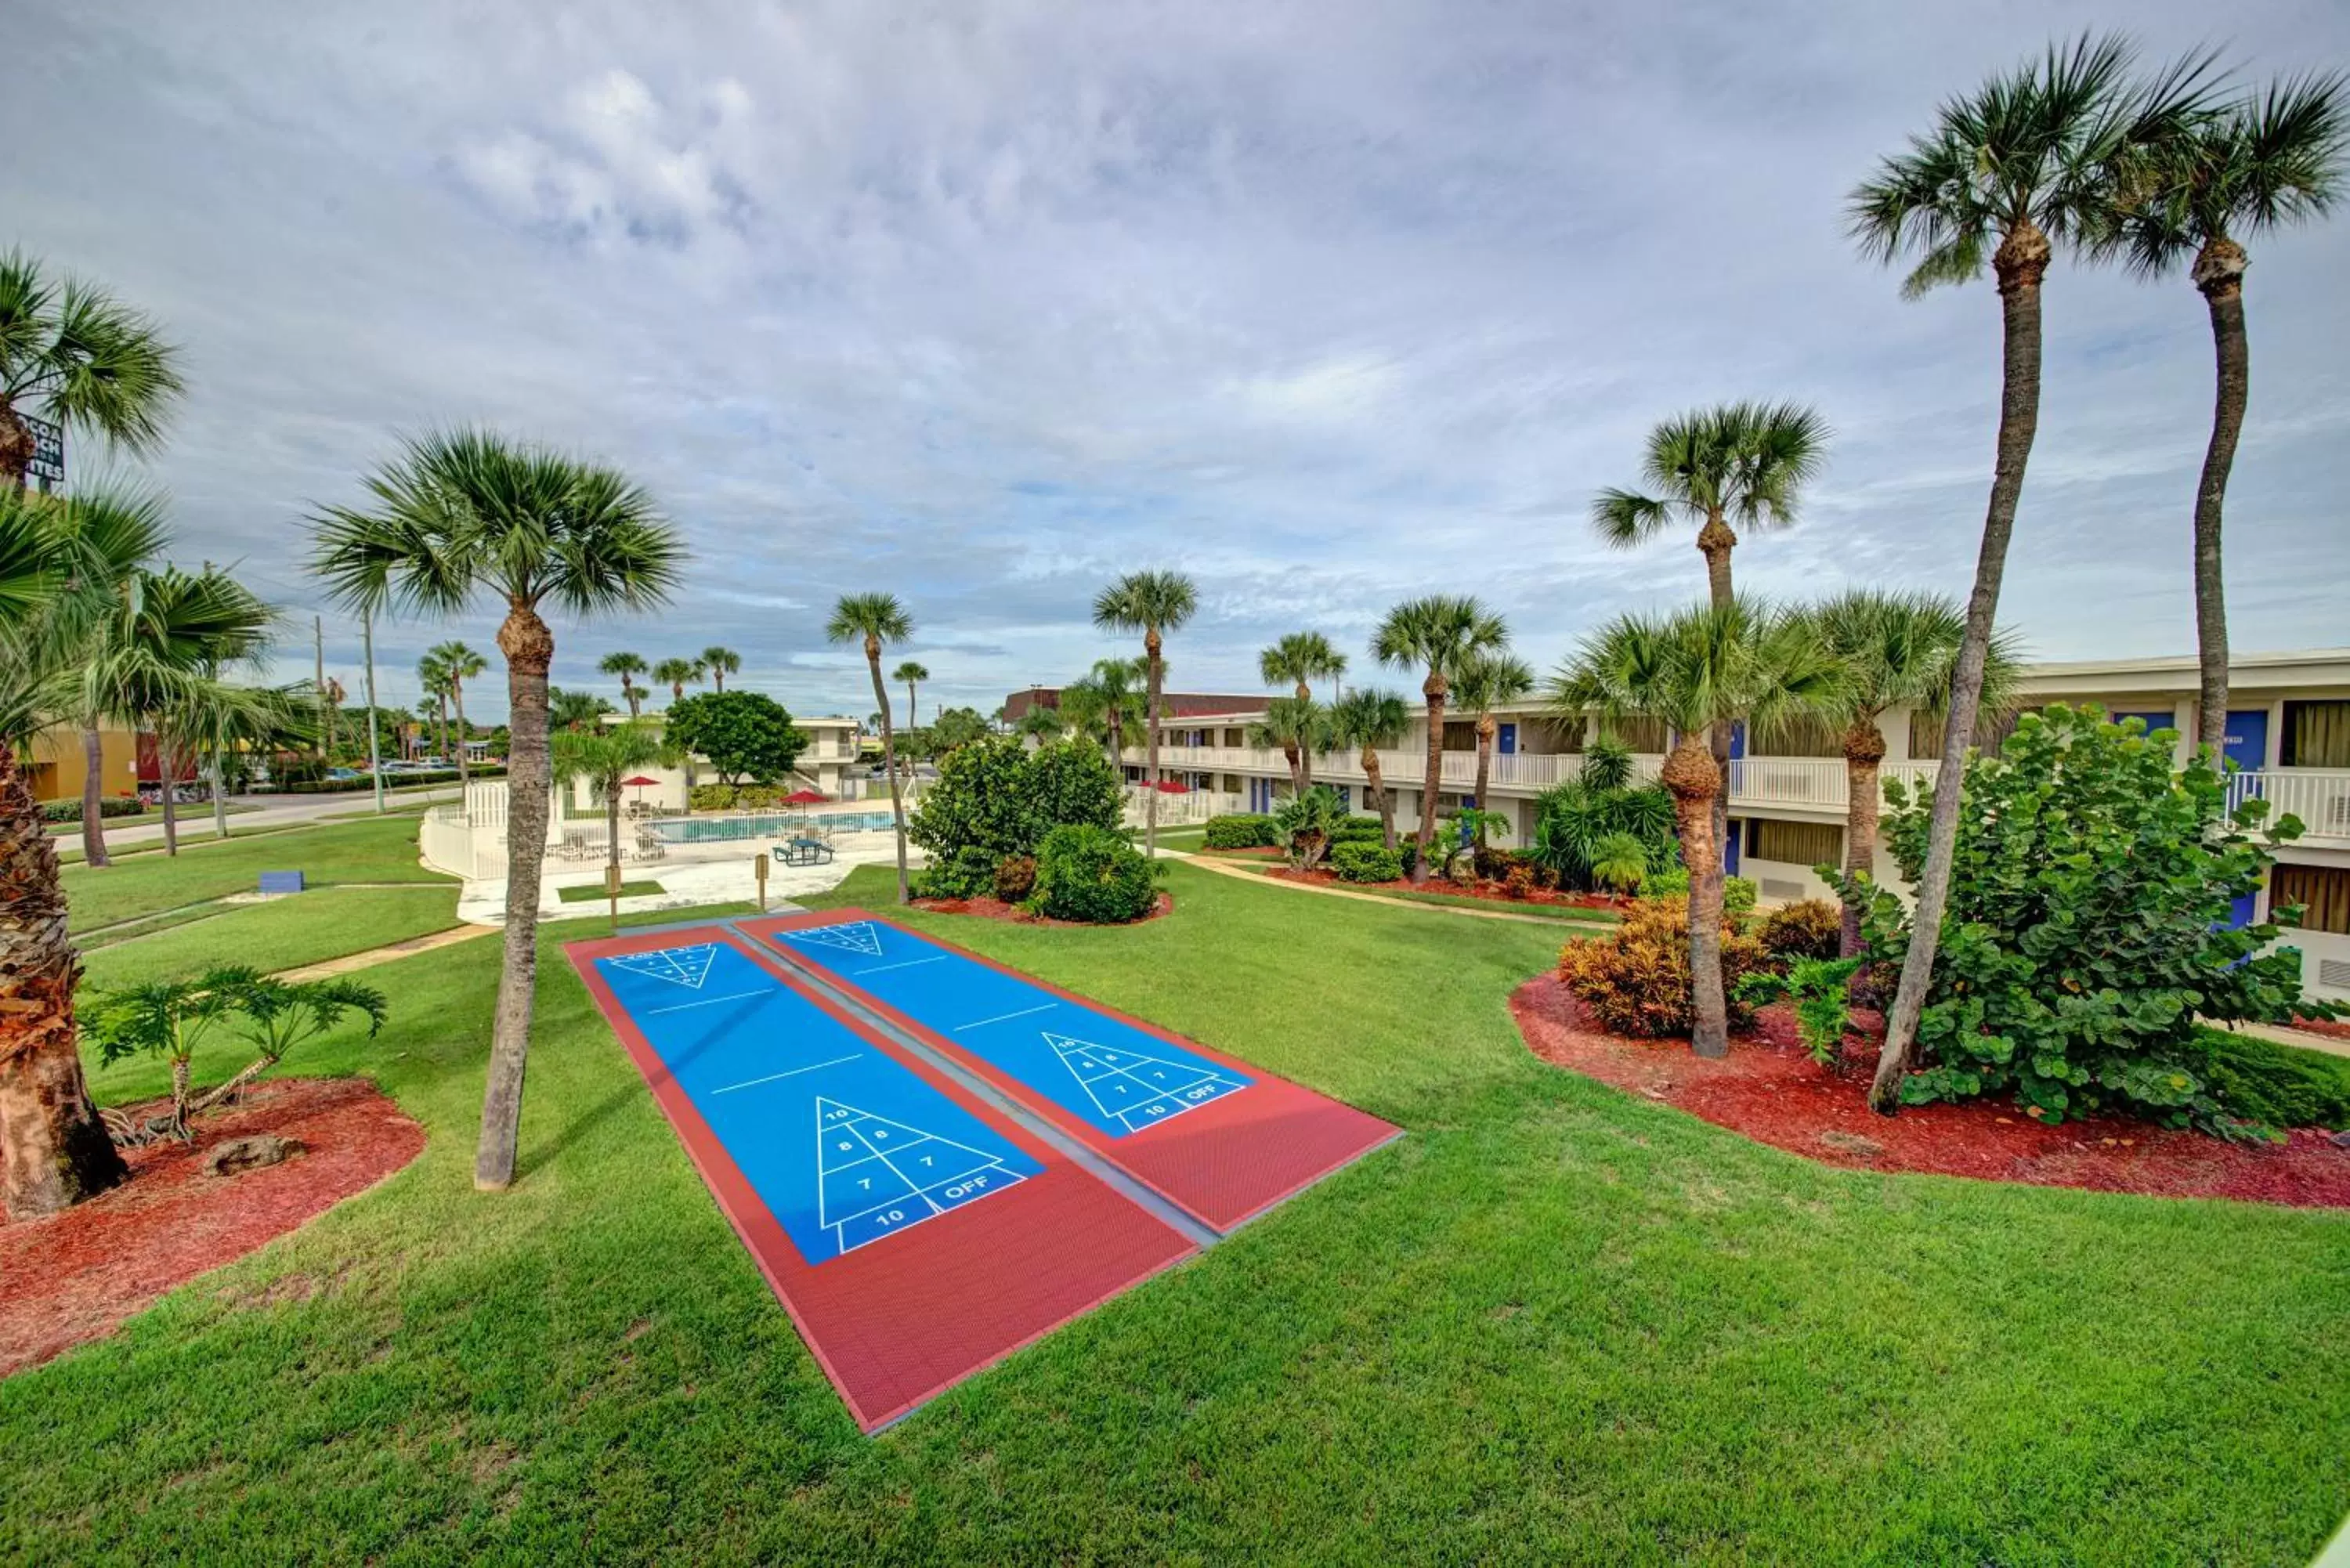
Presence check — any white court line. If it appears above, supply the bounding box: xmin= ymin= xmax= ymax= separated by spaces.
xmin=645 ymin=988 xmax=776 ymax=1015
xmin=953 ymin=1003 xmax=1057 ymax=1032
xmin=853 ymin=955 xmax=949 ymax=977
xmin=710 ymin=1053 xmax=862 ymax=1095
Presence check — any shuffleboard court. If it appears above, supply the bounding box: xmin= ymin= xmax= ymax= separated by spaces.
xmin=568 ymin=925 xmax=1197 ymax=1431
xmin=743 ymin=909 xmax=1401 ymax=1233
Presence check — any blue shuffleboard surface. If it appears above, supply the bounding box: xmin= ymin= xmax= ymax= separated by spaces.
xmin=594 ymin=938 xmax=1042 ymax=1261
xmin=761 ymin=916 xmax=1253 ymax=1141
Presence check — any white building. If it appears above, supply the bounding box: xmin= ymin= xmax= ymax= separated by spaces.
xmin=1141 ymin=649 xmax=2350 ymax=1003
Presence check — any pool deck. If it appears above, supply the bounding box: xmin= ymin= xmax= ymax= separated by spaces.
xmin=453 ymin=832 xmax=916 ymax=927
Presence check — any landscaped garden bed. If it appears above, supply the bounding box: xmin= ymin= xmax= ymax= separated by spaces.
xmin=911 ymin=889 xmax=1174 ymax=927
xmin=0 ymin=1077 xmax=425 ymax=1376
xmin=1265 ymin=863 xmax=1618 ymax=913
xmin=1512 ymin=974 xmax=2350 ymax=1209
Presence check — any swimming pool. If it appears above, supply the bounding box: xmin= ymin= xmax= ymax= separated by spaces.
xmin=649 ymin=811 xmax=898 ymax=844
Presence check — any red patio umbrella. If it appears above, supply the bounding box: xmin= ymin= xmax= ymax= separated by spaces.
xmin=785 ymin=788 xmax=828 ymax=805
xmin=621 ymin=775 xmax=661 ymax=806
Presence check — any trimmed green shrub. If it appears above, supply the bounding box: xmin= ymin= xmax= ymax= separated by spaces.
xmin=690 ymin=782 xmax=799 ymax=811
xmin=993 ymin=853 xmax=1038 ymax=903
xmin=1331 ymin=842 xmax=1405 ymax=883
xmin=1203 ymin=813 xmax=1277 ymax=849
xmin=1841 ymin=703 xmax=2334 ymax=1132
xmin=1032 ymin=824 xmax=1159 ymax=923
xmin=2186 ymin=1027 xmax=2350 ymax=1131
xmin=1636 ymin=865 xmax=1752 ymax=912
xmin=910 ymin=737 xmax=1121 ymax=892
xmin=1330 ymin=816 xmax=1386 ymax=845
xmin=1757 ymin=899 xmax=1842 ymax=963
xmin=41 ymin=797 xmax=147 ymax=823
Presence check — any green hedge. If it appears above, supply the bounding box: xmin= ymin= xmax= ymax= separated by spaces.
xmin=2188 ymin=1027 xmax=2350 ymax=1131
xmin=1203 ymin=813 xmax=1277 ymax=849
xmin=1033 ymin=825 xmax=1159 ymax=923
xmin=40 ymin=797 xmax=148 ymax=823
xmin=279 ymin=767 xmax=501 ymax=795
xmin=1331 ymin=842 xmax=1405 ymax=883
xmin=1331 ymin=816 xmax=1386 ymax=844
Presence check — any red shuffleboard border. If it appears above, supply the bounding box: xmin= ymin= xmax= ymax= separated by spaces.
xmin=566 ymin=923 xmax=1197 ymax=1432
xmin=739 ymin=909 xmax=1402 ymax=1234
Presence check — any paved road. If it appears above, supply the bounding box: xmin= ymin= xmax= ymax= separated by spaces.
xmin=63 ymin=784 xmax=467 ymax=852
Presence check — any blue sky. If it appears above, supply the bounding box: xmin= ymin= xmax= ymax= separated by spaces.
xmin=7 ymin=0 xmax=2347 ymax=725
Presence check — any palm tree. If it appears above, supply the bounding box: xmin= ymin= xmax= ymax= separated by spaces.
xmin=1258 ymin=631 xmax=1348 ymax=790
xmin=1016 ymin=705 xmax=1066 ymax=745
xmin=1092 ymin=571 xmax=1198 ymax=859
xmin=1246 ymin=698 xmax=1329 ymax=801
xmin=1455 ymin=649 xmax=1536 ymax=844
xmin=0 ymin=487 xmax=131 ymax=1214
xmin=118 ymin=567 xmax=282 ymax=856
xmin=652 ymin=656 xmax=700 ymax=703
xmin=427 ymin=640 xmax=488 ymax=787
xmin=1551 ymin=600 xmax=1841 ymax=1057
xmin=2094 ymin=73 xmax=2345 ymax=750
xmin=893 ymin=659 xmax=930 ymax=728
xmin=599 ymin=651 xmax=648 ymax=718
xmin=547 ymin=685 xmax=613 ymax=733
xmin=417 ymin=651 xmax=454 ymax=761
xmin=1372 ymin=595 xmax=1509 ymax=883
xmin=1806 ymin=591 xmax=2021 ymax=956
xmin=1849 ymin=32 xmax=2214 ymax=1111
xmin=1593 ymin=399 xmax=1829 ymax=862
xmin=552 ymin=721 xmax=674 ymax=923
xmin=1062 ymin=657 xmax=1148 ymax=768
xmin=313 ymin=427 xmax=682 ymax=1190
xmin=700 ymin=645 xmax=741 ymax=693
xmin=1327 ymin=688 xmax=1411 ymax=850
xmin=826 ymin=594 xmax=916 ymax=904
xmin=0 ymin=248 xmax=185 ymax=490
xmin=45 ymin=485 xmax=168 ymax=866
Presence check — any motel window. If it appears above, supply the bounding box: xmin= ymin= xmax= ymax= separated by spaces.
xmin=2275 ymin=865 xmax=2350 ymax=937
xmin=2282 ymin=702 xmax=2350 ymax=769
xmin=1909 ymin=706 xmax=2037 ymax=761
xmin=1748 ymin=818 xmax=1843 ymax=868
xmin=1525 ymin=717 xmax=1586 ymax=755
xmin=1599 ymin=717 xmax=1668 ymax=753
xmin=1441 ymin=721 xmax=1478 ymax=752
xmin=1750 ymin=717 xmax=1845 ymax=759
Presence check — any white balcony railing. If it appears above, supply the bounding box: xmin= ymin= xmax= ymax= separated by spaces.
xmin=2232 ymin=771 xmax=2350 ymax=847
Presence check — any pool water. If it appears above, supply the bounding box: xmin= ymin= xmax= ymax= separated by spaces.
xmin=650 ymin=811 xmax=898 ymax=844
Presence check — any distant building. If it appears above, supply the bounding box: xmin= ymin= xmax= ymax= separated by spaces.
xmin=23 ymin=727 xmax=143 ymax=804
xmin=1002 ymin=686 xmax=1265 ymax=723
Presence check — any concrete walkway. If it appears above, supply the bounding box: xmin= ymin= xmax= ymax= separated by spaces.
xmin=60 ymin=786 xmax=465 ymax=854
xmin=274 ymin=924 xmax=495 ymax=982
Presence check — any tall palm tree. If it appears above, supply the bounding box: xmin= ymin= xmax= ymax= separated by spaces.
xmin=599 ymin=651 xmax=648 ymax=718
xmin=1849 ymin=32 xmax=2214 ymax=1111
xmin=1372 ymin=595 xmax=1509 ymax=883
xmin=0 ymin=487 xmax=130 ymax=1214
xmin=44 ymin=485 xmax=169 ymax=866
xmin=1246 ymin=698 xmax=1329 ymax=801
xmin=1092 ymin=570 xmax=1198 ymax=858
xmin=110 ymin=566 xmax=280 ymax=856
xmin=827 ymin=594 xmax=915 ymax=905
xmin=1327 ymin=688 xmax=1411 ymax=850
xmin=313 ymin=428 xmax=682 ymax=1190
xmin=892 ymin=660 xmax=930 ymax=728
xmin=427 ymin=640 xmax=488 ymax=787
xmin=652 ymin=656 xmax=700 ymax=703
xmin=1061 ymin=657 xmax=1148 ymax=768
xmin=0 ymin=248 xmax=185 ymax=490
xmin=1455 ymin=649 xmax=1536 ymax=844
xmin=1806 ymin=591 xmax=2021 ymax=956
xmin=1016 ymin=705 xmax=1066 ymax=744
xmin=1593 ymin=399 xmax=1829 ymax=861
xmin=1258 ymin=631 xmax=1348 ymax=791
xmin=547 ymin=685 xmax=613 ymax=733
xmin=1550 ymin=601 xmax=1841 ymax=1057
xmin=2094 ymin=72 xmax=2345 ymax=749
xmin=700 ymin=645 xmax=741 ymax=693
xmin=551 ymin=721 xmax=674 ymax=919
xmin=417 ymin=651 xmax=454 ymax=762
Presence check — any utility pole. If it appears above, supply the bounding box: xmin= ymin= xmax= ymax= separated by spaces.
xmin=313 ymin=615 xmax=327 ymax=761
xmin=362 ymin=609 xmax=385 ymax=814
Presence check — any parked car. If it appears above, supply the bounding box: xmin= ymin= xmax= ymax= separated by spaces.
xmin=324 ymin=767 xmax=366 ymax=783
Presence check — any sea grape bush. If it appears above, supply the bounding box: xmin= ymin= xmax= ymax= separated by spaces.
xmin=910 ymin=738 xmax=1122 ymax=898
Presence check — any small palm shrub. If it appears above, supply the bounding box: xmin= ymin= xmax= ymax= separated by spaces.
xmin=1740 ymin=956 xmax=1866 ymax=1066
xmin=993 ymin=853 xmax=1038 ymax=903
xmin=1557 ymin=895 xmax=1771 ymax=1039
xmin=1272 ymin=786 xmax=1347 ymax=869
xmin=1203 ymin=813 xmax=1277 ymax=848
xmin=1588 ymin=832 xmax=1649 ymax=897
xmin=1033 ymin=825 xmax=1159 ymax=923
xmin=1757 ymin=898 xmax=1842 ymax=963
xmin=1331 ymin=842 xmax=1405 ymax=883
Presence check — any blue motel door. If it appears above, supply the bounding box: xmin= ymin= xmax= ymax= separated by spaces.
xmin=2223 ymin=710 xmax=2269 ymax=928
xmin=1723 ymin=819 xmax=1741 ymax=876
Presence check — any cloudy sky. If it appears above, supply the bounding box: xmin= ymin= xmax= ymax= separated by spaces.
xmin=8 ymin=0 xmax=2347 ymax=725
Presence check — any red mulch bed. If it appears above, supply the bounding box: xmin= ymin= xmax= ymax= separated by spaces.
xmin=2290 ymin=1014 xmax=2350 ymax=1044
xmin=1511 ymin=975 xmax=2350 ymax=1209
xmin=1267 ymin=865 xmax=1618 ymax=913
xmin=909 ymin=891 xmax=1176 ymax=927
xmin=0 ymin=1077 xmax=425 ymax=1377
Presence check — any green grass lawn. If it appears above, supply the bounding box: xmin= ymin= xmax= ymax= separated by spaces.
xmin=60 ymin=815 xmax=454 ymax=934
xmin=4 ymin=862 xmax=2345 ymax=1563
xmin=76 ymin=886 xmax=464 ymax=992
xmin=47 ymin=803 xmax=259 ymax=836
xmin=1198 ymin=855 xmax=1621 ymax=926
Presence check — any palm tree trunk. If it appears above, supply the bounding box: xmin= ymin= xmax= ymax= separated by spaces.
xmin=606 ymin=786 xmax=624 ymax=931
xmin=1413 ymin=675 xmax=1444 ymax=884
xmin=453 ymin=685 xmax=471 ymax=789
xmin=1365 ymin=748 xmax=1395 ymax=851
xmin=1281 ymin=741 xmax=1302 ymax=797
xmin=80 ymin=726 xmax=110 ymax=867
xmin=210 ymin=750 xmax=230 ymax=840
xmin=1473 ymin=717 xmax=1495 ymax=846
xmin=1699 ymin=507 xmax=1737 ymax=883
xmin=1838 ymin=717 xmax=1885 ymax=959
xmin=169 ymin=1054 xmax=192 ymax=1137
xmin=867 ymin=650 xmax=909 ymax=905
xmin=189 ymin=1051 xmax=279 ymax=1118
xmin=158 ymin=732 xmax=179 ymax=856
xmin=0 ymin=745 xmax=128 ymax=1217
xmin=1875 ymin=222 xmax=2049 ymax=1115
xmin=1142 ymin=633 xmax=1164 ymax=857
xmin=1662 ymin=735 xmax=1728 ymax=1057
xmin=1296 ymin=680 xmax=1314 ymax=792
xmin=2191 ymin=239 xmax=2248 ymax=752
xmin=476 ymin=601 xmax=554 ymax=1191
